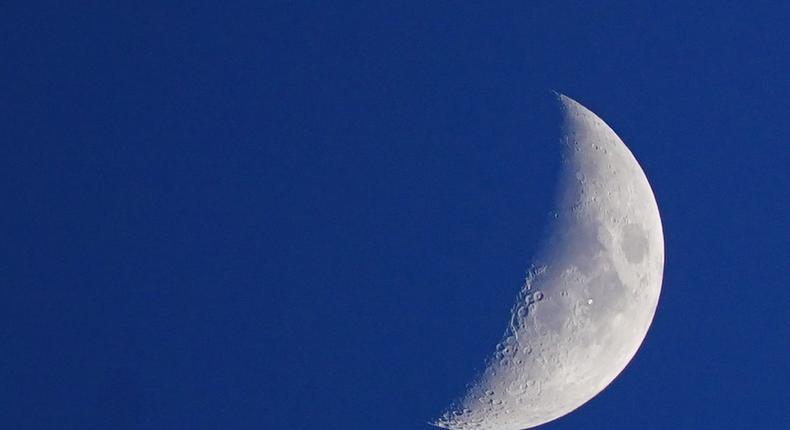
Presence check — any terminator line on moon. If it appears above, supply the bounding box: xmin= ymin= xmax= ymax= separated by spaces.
xmin=435 ymin=94 xmax=664 ymax=430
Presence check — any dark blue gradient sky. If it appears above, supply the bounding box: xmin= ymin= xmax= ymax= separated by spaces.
xmin=2 ymin=2 xmax=789 ymax=429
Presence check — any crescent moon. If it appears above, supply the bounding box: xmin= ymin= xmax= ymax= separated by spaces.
xmin=435 ymin=94 xmax=664 ymax=430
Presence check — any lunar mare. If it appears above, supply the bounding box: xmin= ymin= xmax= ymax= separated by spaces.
xmin=435 ymin=95 xmax=664 ymax=430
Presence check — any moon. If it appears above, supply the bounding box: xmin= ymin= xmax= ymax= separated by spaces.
xmin=434 ymin=94 xmax=664 ymax=430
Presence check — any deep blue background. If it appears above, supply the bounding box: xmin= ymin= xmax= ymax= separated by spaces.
xmin=2 ymin=2 xmax=789 ymax=428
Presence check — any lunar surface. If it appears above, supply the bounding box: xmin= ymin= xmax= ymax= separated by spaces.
xmin=434 ymin=94 xmax=664 ymax=430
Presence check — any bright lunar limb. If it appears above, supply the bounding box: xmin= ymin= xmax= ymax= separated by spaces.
xmin=434 ymin=94 xmax=664 ymax=430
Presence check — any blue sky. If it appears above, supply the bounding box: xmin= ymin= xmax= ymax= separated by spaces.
xmin=2 ymin=2 xmax=789 ymax=429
